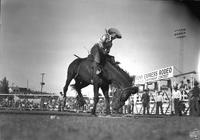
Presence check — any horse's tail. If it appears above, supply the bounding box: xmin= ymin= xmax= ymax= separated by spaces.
xmin=74 ymin=54 xmax=81 ymax=58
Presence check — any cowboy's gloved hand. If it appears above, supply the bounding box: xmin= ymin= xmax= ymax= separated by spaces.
xmin=102 ymin=48 xmax=108 ymax=54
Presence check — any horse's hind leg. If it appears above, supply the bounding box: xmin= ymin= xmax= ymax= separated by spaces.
xmin=63 ymin=63 xmax=77 ymax=97
xmin=63 ymin=75 xmax=73 ymax=97
xmin=73 ymin=81 xmax=89 ymax=107
xmin=101 ymin=84 xmax=111 ymax=115
xmin=63 ymin=72 xmax=75 ymax=111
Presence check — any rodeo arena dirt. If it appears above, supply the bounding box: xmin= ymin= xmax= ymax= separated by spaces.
xmin=1 ymin=66 xmax=200 ymax=140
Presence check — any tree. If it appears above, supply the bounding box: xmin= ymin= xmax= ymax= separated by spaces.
xmin=0 ymin=77 xmax=9 ymax=94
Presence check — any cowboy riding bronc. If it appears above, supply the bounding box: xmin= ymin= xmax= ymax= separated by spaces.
xmin=63 ymin=27 xmax=138 ymax=115
xmin=90 ymin=27 xmax=122 ymax=83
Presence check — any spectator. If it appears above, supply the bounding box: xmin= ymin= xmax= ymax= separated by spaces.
xmin=141 ymin=89 xmax=150 ymax=115
xmin=172 ymin=86 xmax=181 ymax=115
xmin=130 ymin=98 xmax=134 ymax=114
xmin=190 ymin=81 xmax=200 ymax=116
xmin=155 ymin=91 xmax=164 ymax=115
xmin=178 ymin=80 xmax=184 ymax=90
xmin=124 ymin=100 xmax=129 ymax=114
xmin=185 ymin=79 xmax=191 ymax=90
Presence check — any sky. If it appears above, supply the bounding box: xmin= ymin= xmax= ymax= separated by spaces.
xmin=1 ymin=0 xmax=200 ymax=96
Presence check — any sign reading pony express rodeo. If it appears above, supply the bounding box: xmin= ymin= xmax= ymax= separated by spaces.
xmin=135 ymin=66 xmax=174 ymax=84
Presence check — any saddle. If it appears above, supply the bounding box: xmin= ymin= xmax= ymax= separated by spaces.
xmin=86 ymin=54 xmax=120 ymax=83
xmin=74 ymin=54 xmax=120 ymax=83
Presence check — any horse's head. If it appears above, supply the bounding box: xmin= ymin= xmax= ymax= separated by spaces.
xmin=112 ymin=86 xmax=138 ymax=112
xmin=100 ymin=54 xmax=138 ymax=111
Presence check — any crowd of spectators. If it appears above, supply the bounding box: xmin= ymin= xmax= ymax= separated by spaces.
xmin=0 ymin=94 xmax=106 ymax=113
xmin=139 ymin=77 xmax=200 ymax=116
xmin=0 ymin=97 xmax=40 ymax=111
xmin=0 ymin=95 xmax=91 ymax=112
xmin=171 ymin=78 xmax=199 ymax=116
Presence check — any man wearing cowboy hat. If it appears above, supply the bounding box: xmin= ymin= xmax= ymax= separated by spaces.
xmin=141 ymin=89 xmax=150 ymax=115
xmin=190 ymin=81 xmax=200 ymax=116
xmin=90 ymin=27 xmax=122 ymax=84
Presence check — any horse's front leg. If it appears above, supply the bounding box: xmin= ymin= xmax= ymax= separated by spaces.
xmin=101 ymin=85 xmax=111 ymax=115
xmin=91 ymin=84 xmax=99 ymax=116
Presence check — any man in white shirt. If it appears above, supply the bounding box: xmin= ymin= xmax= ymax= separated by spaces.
xmin=172 ymin=86 xmax=181 ymax=115
xmin=155 ymin=91 xmax=164 ymax=115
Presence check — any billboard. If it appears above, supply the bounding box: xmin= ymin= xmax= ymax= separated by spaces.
xmin=135 ymin=66 xmax=174 ymax=84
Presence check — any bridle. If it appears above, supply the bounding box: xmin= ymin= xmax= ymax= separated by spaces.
xmin=120 ymin=86 xmax=132 ymax=92
xmin=117 ymin=86 xmax=137 ymax=94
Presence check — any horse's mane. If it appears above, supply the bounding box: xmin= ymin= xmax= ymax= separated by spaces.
xmin=105 ymin=57 xmax=134 ymax=86
xmin=107 ymin=60 xmax=133 ymax=82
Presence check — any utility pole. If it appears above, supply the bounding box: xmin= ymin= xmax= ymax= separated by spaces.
xmin=27 ymin=80 xmax=29 ymax=90
xmin=174 ymin=28 xmax=186 ymax=73
xmin=40 ymin=73 xmax=45 ymax=93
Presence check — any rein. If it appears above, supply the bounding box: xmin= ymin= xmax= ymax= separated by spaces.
xmin=118 ymin=86 xmax=136 ymax=93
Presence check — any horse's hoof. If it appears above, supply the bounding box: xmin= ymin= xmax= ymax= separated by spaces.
xmin=91 ymin=113 xmax=97 ymax=117
xmin=91 ymin=110 xmax=97 ymax=116
xmin=105 ymin=114 xmax=112 ymax=117
xmin=105 ymin=112 xmax=111 ymax=115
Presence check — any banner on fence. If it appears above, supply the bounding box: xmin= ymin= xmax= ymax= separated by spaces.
xmin=135 ymin=66 xmax=174 ymax=84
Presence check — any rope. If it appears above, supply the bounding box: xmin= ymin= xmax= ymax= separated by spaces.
xmin=119 ymin=86 xmax=137 ymax=93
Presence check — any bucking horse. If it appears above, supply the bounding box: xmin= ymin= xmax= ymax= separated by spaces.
xmin=63 ymin=54 xmax=138 ymax=115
